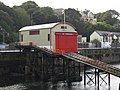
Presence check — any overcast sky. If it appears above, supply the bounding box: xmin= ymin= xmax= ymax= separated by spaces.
xmin=1 ymin=0 xmax=120 ymax=13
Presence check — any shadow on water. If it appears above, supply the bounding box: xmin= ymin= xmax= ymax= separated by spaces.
xmin=0 ymin=75 xmax=25 ymax=87
xmin=0 ymin=67 xmax=120 ymax=90
xmin=0 ymin=74 xmax=81 ymax=90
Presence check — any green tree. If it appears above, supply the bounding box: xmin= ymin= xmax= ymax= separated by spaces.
xmin=82 ymin=22 xmax=95 ymax=41
xmin=20 ymin=1 xmax=40 ymax=25
xmin=21 ymin=1 xmax=38 ymax=11
xmin=96 ymin=10 xmax=119 ymax=25
xmin=0 ymin=2 xmax=19 ymax=43
xmin=0 ymin=2 xmax=18 ymax=30
xmin=93 ymin=22 xmax=113 ymax=31
xmin=0 ymin=10 xmax=14 ymax=43
xmin=63 ymin=8 xmax=84 ymax=34
xmin=13 ymin=6 xmax=30 ymax=28
xmin=64 ymin=8 xmax=82 ymax=24
xmin=32 ymin=7 xmax=59 ymax=24
xmin=91 ymin=39 xmax=101 ymax=47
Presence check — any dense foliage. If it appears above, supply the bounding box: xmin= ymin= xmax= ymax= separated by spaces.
xmin=0 ymin=1 xmax=120 ymax=43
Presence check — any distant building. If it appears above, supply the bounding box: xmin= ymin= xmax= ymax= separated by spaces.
xmin=82 ymin=37 xmax=87 ymax=43
xmin=78 ymin=35 xmax=87 ymax=43
xmin=90 ymin=31 xmax=120 ymax=48
xmin=0 ymin=44 xmax=9 ymax=49
xmin=78 ymin=35 xmax=88 ymax=48
xmin=80 ymin=10 xmax=97 ymax=24
xmin=78 ymin=35 xmax=82 ymax=43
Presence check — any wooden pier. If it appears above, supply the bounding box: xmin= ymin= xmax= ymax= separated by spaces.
xmin=0 ymin=45 xmax=120 ymax=89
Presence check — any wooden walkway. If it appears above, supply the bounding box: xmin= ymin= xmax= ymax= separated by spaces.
xmin=24 ymin=45 xmax=120 ymax=78
xmin=63 ymin=52 xmax=120 ymax=77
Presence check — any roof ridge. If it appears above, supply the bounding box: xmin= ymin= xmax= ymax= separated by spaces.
xmin=19 ymin=22 xmax=60 ymax=31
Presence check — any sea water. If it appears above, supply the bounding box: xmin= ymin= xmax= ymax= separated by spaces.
xmin=0 ymin=64 xmax=119 ymax=90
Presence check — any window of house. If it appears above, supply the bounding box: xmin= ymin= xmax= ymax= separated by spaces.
xmin=61 ymin=26 xmax=67 ymax=29
xmin=103 ymin=36 xmax=108 ymax=42
xmin=29 ymin=30 xmax=39 ymax=35
xmin=48 ymin=34 xmax=50 ymax=41
xmin=20 ymin=34 xmax=23 ymax=42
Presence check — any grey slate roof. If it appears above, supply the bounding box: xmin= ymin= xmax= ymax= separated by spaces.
xmin=96 ymin=30 xmax=120 ymax=36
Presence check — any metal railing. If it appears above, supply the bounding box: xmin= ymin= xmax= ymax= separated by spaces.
xmin=63 ymin=52 xmax=120 ymax=77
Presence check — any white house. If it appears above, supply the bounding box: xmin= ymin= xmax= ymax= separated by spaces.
xmin=90 ymin=31 xmax=120 ymax=48
xmin=80 ymin=10 xmax=97 ymax=24
xmin=19 ymin=22 xmax=78 ymax=53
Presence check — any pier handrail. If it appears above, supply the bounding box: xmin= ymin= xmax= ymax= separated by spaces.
xmin=63 ymin=52 xmax=120 ymax=78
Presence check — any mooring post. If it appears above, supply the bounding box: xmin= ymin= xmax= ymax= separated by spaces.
xmin=78 ymin=63 xmax=80 ymax=77
xmin=44 ymin=55 xmax=47 ymax=77
xmin=108 ymin=73 xmax=110 ymax=88
xmin=52 ymin=57 xmax=55 ymax=77
xmin=73 ymin=61 xmax=75 ymax=75
xmin=84 ymin=64 xmax=86 ymax=86
xmin=95 ymin=68 xmax=97 ymax=86
xmin=97 ymin=69 xmax=99 ymax=90
xmin=41 ymin=53 xmax=44 ymax=80
xmin=63 ymin=58 xmax=65 ymax=75
xmin=67 ymin=59 xmax=70 ymax=78
xmin=25 ymin=52 xmax=31 ymax=75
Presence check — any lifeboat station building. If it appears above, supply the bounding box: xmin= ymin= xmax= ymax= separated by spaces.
xmin=19 ymin=22 xmax=78 ymax=53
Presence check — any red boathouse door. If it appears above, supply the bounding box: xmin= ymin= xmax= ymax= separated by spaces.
xmin=55 ymin=32 xmax=77 ymax=53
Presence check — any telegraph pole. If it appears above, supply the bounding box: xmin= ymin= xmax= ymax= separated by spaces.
xmin=63 ymin=10 xmax=65 ymax=26
xmin=62 ymin=9 xmax=66 ymax=30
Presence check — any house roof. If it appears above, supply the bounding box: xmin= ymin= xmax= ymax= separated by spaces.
xmin=96 ymin=30 xmax=120 ymax=37
xmin=113 ymin=32 xmax=120 ymax=36
xmin=19 ymin=22 xmax=75 ymax=31
xmin=19 ymin=22 xmax=59 ymax=31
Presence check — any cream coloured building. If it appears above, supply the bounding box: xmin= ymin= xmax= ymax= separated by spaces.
xmin=19 ymin=22 xmax=77 ymax=53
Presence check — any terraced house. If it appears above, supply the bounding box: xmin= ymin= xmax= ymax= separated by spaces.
xmin=90 ymin=31 xmax=120 ymax=48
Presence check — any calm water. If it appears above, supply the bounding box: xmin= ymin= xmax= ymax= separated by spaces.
xmin=0 ymin=64 xmax=119 ymax=90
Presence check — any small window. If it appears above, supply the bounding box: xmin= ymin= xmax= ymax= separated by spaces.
xmin=48 ymin=34 xmax=50 ymax=41
xmin=20 ymin=34 xmax=23 ymax=42
xmin=61 ymin=26 xmax=67 ymax=29
xmin=29 ymin=30 xmax=39 ymax=35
